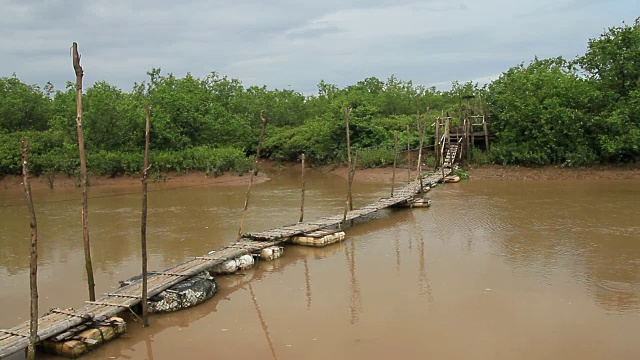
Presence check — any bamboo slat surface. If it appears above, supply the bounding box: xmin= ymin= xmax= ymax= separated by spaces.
xmin=243 ymin=168 xmax=451 ymax=241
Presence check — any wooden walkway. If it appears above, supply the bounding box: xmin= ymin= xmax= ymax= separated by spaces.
xmin=0 ymin=163 xmax=454 ymax=359
xmin=243 ymin=170 xmax=449 ymax=241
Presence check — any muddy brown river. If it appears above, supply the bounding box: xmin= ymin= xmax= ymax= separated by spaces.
xmin=1 ymin=167 xmax=639 ymax=359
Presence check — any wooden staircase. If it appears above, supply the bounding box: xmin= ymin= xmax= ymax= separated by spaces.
xmin=443 ymin=139 xmax=461 ymax=168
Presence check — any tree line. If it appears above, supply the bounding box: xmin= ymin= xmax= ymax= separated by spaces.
xmin=1 ymin=18 xmax=638 ymax=178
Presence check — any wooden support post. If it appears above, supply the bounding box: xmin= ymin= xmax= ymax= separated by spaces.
xmin=344 ymin=107 xmax=353 ymax=211
xmin=406 ymin=124 xmax=411 ymax=182
xmin=483 ymin=115 xmax=490 ymax=152
xmin=347 ymin=150 xmax=358 ymax=209
xmin=73 ymin=42 xmax=96 ymax=301
xmin=299 ymin=153 xmax=305 ymax=223
xmin=343 ymin=149 xmax=359 ymax=227
xmin=417 ymin=108 xmax=429 ymax=192
xmin=434 ymin=117 xmax=440 ymax=169
xmin=416 ymin=111 xmax=424 ymax=192
xmin=479 ymin=95 xmax=490 ymax=152
xmin=140 ymin=105 xmax=151 ymax=327
xmin=341 ymin=201 xmax=349 ymax=228
xmin=466 ymin=96 xmax=474 ymax=149
xmin=237 ymin=112 xmax=268 ymax=240
xmin=391 ymin=132 xmax=398 ymax=197
xmin=21 ymin=139 xmax=38 ymax=360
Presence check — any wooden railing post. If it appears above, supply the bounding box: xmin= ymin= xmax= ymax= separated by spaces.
xmin=299 ymin=153 xmax=306 ymax=223
xmin=140 ymin=105 xmax=151 ymax=327
xmin=391 ymin=132 xmax=398 ymax=196
xmin=237 ymin=112 xmax=268 ymax=240
xmin=21 ymin=139 xmax=38 ymax=360
xmin=72 ymin=42 xmax=96 ymax=301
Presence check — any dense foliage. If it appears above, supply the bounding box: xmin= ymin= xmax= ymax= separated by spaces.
xmin=488 ymin=18 xmax=640 ymax=165
xmin=0 ymin=18 xmax=638 ymax=177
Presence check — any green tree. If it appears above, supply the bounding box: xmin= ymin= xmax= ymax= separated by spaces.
xmin=579 ymin=18 xmax=640 ymax=161
xmin=0 ymin=76 xmax=51 ymax=132
xmin=487 ymin=57 xmax=599 ymax=165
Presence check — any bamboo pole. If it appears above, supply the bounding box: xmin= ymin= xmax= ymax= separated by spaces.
xmin=73 ymin=42 xmax=96 ymax=301
xmin=406 ymin=124 xmax=411 ymax=182
xmin=466 ymin=96 xmax=474 ymax=150
xmin=349 ymin=149 xmax=359 ymax=226
xmin=21 ymin=139 xmax=38 ymax=360
xmin=140 ymin=104 xmax=151 ymax=327
xmin=391 ymin=132 xmax=398 ymax=197
xmin=416 ymin=108 xmax=429 ymax=192
xmin=299 ymin=153 xmax=305 ymax=223
xmin=434 ymin=117 xmax=440 ymax=169
xmin=343 ymin=150 xmax=358 ymax=227
xmin=479 ymin=95 xmax=490 ymax=152
xmin=237 ymin=112 xmax=268 ymax=240
xmin=344 ymin=107 xmax=353 ymax=211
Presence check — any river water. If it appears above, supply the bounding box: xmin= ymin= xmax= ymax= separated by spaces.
xmin=1 ymin=167 xmax=639 ymax=359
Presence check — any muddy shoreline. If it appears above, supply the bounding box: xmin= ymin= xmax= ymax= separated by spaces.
xmin=1 ymin=163 xmax=638 ymax=191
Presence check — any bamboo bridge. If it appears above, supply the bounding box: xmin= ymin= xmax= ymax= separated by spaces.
xmin=0 ymin=148 xmax=459 ymax=359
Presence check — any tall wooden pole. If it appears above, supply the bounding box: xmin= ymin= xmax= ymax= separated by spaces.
xmin=466 ymin=96 xmax=474 ymax=150
xmin=406 ymin=124 xmax=411 ymax=182
xmin=434 ymin=117 xmax=440 ymax=169
xmin=344 ymin=107 xmax=353 ymax=211
xmin=479 ymin=95 xmax=490 ymax=152
xmin=140 ymin=105 xmax=151 ymax=327
xmin=343 ymin=150 xmax=358 ymax=227
xmin=349 ymin=149 xmax=358 ymax=204
xmin=21 ymin=139 xmax=38 ymax=360
xmin=391 ymin=132 xmax=398 ymax=197
xmin=299 ymin=153 xmax=305 ymax=223
xmin=73 ymin=42 xmax=95 ymax=301
xmin=416 ymin=108 xmax=428 ymax=192
xmin=237 ymin=112 xmax=268 ymax=240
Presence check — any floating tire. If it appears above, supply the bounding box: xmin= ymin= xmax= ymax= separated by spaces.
xmin=120 ymin=272 xmax=218 ymax=313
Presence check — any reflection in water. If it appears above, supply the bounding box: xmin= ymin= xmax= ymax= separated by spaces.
xmin=345 ymin=239 xmax=362 ymax=325
xmin=409 ymin=210 xmax=433 ymax=302
xmin=303 ymin=257 xmax=312 ymax=310
xmin=394 ymin=231 xmax=401 ymax=272
xmin=248 ymin=282 xmax=278 ymax=360
xmin=144 ymin=332 xmax=154 ymax=360
xmin=417 ymin=235 xmax=433 ymax=303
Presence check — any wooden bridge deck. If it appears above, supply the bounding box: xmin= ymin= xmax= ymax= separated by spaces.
xmin=0 ymin=240 xmax=277 ymax=358
xmin=0 ymin=166 xmax=453 ymax=359
xmin=243 ymin=170 xmax=448 ymax=241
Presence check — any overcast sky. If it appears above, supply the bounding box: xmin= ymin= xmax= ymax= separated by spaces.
xmin=1 ymin=0 xmax=638 ymax=94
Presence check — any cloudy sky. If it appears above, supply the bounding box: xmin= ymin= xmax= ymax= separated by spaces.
xmin=1 ymin=0 xmax=637 ymax=94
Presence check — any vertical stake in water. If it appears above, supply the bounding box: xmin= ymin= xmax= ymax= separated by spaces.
xmin=21 ymin=139 xmax=38 ymax=360
xmin=416 ymin=108 xmax=428 ymax=192
xmin=299 ymin=153 xmax=305 ymax=223
xmin=406 ymin=124 xmax=411 ymax=182
xmin=344 ymin=107 xmax=353 ymax=211
xmin=73 ymin=42 xmax=96 ymax=301
xmin=434 ymin=117 xmax=440 ymax=169
xmin=238 ymin=112 xmax=268 ymax=240
xmin=141 ymin=104 xmax=151 ymax=327
xmin=391 ymin=132 xmax=398 ymax=197
xmin=347 ymin=150 xmax=359 ymax=226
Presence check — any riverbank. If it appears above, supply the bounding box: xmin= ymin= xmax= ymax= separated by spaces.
xmin=330 ymin=163 xmax=640 ymax=182
xmin=465 ymin=164 xmax=640 ymax=180
xmin=0 ymin=171 xmax=270 ymax=192
xmin=2 ymin=163 xmax=638 ymax=192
